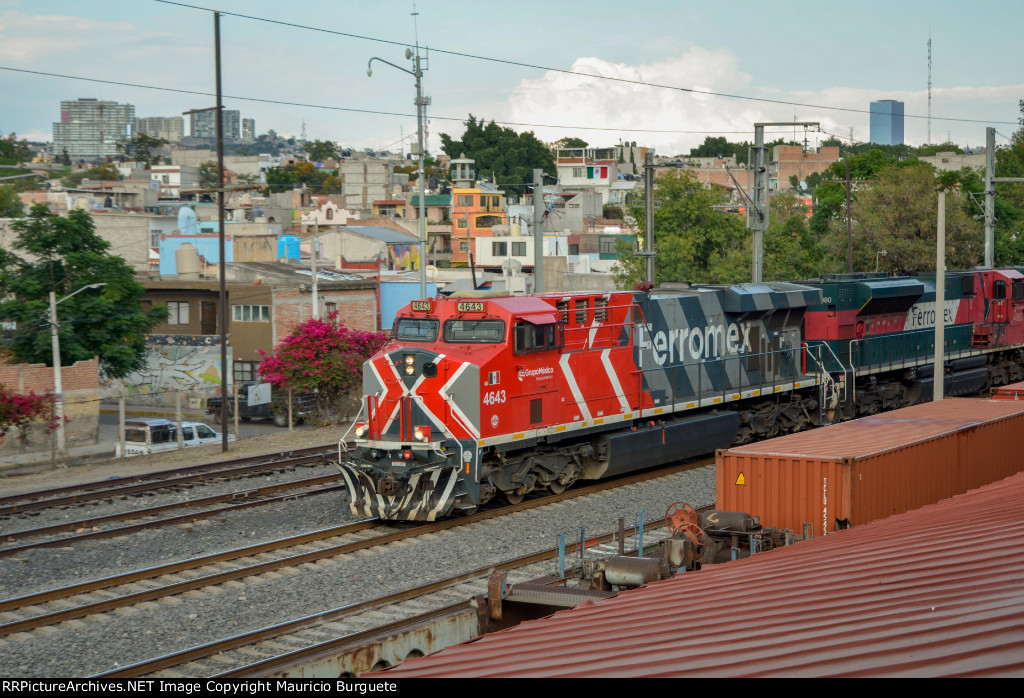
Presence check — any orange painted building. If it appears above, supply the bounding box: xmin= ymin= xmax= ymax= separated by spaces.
xmin=450 ymin=186 xmax=507 ymax=265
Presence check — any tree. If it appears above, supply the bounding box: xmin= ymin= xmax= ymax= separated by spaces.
xmin=199 ymin=161 xmax=219 ymax=189
xmin=440 ymin=115 xmax=555 ymax=191
xmin=60 ymin=163 xmax=120 ymax=188
xmin=762 ymin=193 xmax=829 ymax=280
xmin=551 ymin=136 xmax=589 ymax=152
xmin=0 ymin=133 xmax=32 ymax=166
xmin=0 ymin=384 xmax=56 ymax=438
xmin=825 ymin=165 xmax=983 ymax=272
xmin=0 ymin=185 xmax=24 ymax=217
xmin=257 ymin=316 xmax=387 ymax=421
xmin=616 ymin=170 xmax=748 ymax=288
xmin=115 ymin=133 xmax=168 ymax=169
xmin=303 ymin=140 xmax=339 ymax=162
xmin=0 ymin=205 xmax=168 ymax=378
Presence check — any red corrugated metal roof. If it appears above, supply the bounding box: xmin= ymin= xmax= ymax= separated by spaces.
xmin=726 ymin=398 xmax=1024 ymax=460
xmin=386 ymin=471 xmax=1024 ymax=677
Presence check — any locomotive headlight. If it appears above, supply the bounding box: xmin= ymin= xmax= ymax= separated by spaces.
xmin=403 ymin=354 xmax=416 ymax=375
xmin=404 ymin=365 xmax=415 ymax=375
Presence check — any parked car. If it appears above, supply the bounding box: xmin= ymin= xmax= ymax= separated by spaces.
xmin=206 ymin=383 xmax=318 ymax=427
xmin=116 ymin=419 xmax=234 ymax=458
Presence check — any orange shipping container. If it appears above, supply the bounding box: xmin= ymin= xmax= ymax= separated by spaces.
xmin=990 ymin=380 xmax=1024 ymax=400
xmin=716 ymin=398 xmax=1024 ymax=535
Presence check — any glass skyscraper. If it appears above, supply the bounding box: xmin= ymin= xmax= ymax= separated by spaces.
xmin=869 ymin=100 xmax=904 ymax=146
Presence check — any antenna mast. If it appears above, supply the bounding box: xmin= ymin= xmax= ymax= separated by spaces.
xmin=927 ymin=33 xmax=932 ymax=145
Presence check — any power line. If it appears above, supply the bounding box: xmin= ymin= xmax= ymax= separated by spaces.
xmin=151 ymin=0 xmax=1018 ymax=127
xmin=0 ymin=65 xmax=808 ymax=136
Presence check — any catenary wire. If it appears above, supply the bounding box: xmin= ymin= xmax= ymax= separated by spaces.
xmin=150 ymin=0 xmax=1018 ymax=126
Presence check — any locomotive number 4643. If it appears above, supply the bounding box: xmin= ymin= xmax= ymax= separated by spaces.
xmin=483 ymin=390 xmax=507 ymax=405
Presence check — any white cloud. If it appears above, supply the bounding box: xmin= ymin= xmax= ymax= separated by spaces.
xmin=496 ymin=49 xmax=1023 ymax=152
xmin=502 ymin=49 xmax=762 ymax=155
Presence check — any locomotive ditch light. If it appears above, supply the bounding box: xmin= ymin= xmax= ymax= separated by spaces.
xmin=354 ymin=422 xmax=368 ymax=438
xmin=414 ymin=426 xmax=431 ymax=442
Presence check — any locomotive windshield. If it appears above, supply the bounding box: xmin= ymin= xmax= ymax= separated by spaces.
xmin=395 ymin=318 xmax=439 ymax=342
xmin=443 ymin=319 xmax=505 ymax=343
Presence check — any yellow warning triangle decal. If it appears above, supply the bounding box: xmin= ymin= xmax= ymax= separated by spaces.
xmin=735 ymin=472 xmax=746 ymax=486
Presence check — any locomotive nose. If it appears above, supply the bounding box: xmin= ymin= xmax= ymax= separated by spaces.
xmin=386 ymin=348 xmax=440 ymax=383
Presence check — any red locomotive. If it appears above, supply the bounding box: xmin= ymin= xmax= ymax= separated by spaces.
xmin=338 ymin=270 xmax=1024 ymax=521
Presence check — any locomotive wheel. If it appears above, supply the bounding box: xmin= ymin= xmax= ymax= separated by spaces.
xmin=665 ymin=501 xmax=699 ymax=534
xmin=548 ymin=465 xmax=581 ymax=494
xmin=504 ymin=490 xmax=525 ymax=505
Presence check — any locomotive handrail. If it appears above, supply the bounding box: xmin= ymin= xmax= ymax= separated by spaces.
xmin=338 ymin=401 xmax=367 ymax=461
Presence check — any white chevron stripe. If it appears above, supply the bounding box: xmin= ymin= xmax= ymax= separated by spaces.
xmin=439 ymin=362 xmax=479 ymax=439
xmin=602 ymin=348 xmax=631 ymax=414
xmin=559 ymin=352 xmax=592 ymax=422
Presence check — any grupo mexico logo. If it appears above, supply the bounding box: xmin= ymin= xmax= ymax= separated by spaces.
xmin=518 ymin=366 xmax=554 ymax=381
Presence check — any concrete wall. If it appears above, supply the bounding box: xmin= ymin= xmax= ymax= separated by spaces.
xmin=101 ymin=336 xmax=227 ymax=407
xmin=0 ymin=357 xmax=100 ymax=455
xmin=92 ymin=213 xmax=178 ymax=272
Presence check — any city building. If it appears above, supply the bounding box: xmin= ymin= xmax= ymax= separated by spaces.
xmin=135 ymin=116 xmax=184 ymax=143
xmin=190 ymin=108 xmax=241 ymax=139
xmin=870 ymin=100 xmax=905 ymax=146
xmin=241 ymin=118 xmax=256 ymax=142
xmin=52 ymin=98 xmax=135 ymax=162
xmin=555 ymin=147 xmax=639 ymax=206
xmin=772 ymin=145 xmax=840 ymax=190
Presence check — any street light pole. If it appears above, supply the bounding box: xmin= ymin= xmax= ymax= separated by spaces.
xmin=49 ymin=282 xmax=106 ymax=464
xmin=368 ymin=49 xmax=428 ymax=299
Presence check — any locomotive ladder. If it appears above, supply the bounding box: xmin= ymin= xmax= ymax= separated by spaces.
xmin=803 ymin=342 xmax=849 ymax=425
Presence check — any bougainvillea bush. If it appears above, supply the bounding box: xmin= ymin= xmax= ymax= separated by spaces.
xmin=257 ymin=316 xmax=387 ymax=422
xmin=0 ymin=384 xmax=56 ymax=438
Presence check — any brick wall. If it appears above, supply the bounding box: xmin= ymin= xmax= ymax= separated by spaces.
xmin=272 ymin=287 xmax=378 ymax=343
xmin=0 ymin=357 xmax=100 ymax=455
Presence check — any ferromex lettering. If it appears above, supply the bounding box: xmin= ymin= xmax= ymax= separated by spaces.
xmin=636 ymin=321 xmax=752 ymax=366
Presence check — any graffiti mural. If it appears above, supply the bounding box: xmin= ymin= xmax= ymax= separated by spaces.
xmin=101 ymin=335 xmax=229 ymax=406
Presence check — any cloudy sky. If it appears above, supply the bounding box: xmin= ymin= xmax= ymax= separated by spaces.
xmin=1 ymin=0 xmax=1021 ymax=156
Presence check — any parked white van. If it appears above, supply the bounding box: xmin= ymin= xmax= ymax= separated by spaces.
xmin=116 ymin=419 xmax=234 ymax=457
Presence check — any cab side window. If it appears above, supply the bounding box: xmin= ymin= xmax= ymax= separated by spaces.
xmin=514 ymin=322 xmax=564 ymax=354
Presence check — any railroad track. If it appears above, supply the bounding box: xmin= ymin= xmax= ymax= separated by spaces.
xmin=0 ymin=462 xmax=714 ymax=677
xmin=0 ymin=474 xmax=345 ymax=554
xmin=0 ymin=445 xmax=337 ymax=516
xmin=101 ymin=519 xmax=675 ymax=679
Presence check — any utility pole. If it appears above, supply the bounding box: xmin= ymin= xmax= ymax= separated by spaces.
xmin=310 ymin=221 xmax=319 ymax=319
xmin=846 ymin=160 xmax=853 ymax=273
xmin=934 ymin=191 xmax=945 ymax=402
xmin=749 ymin=121 xmax=819 ymax=283
xmin=368 ymin=46 xmax=429 ymax=298
xmin=644 ymin=152 xmax=655 ymax=285
xmin=984 ymin=125 xmax=1024 ymax=267
xmin=215 ymin=12 xmax=228 ymax=452
xmin=533 ymin=169 xmax=545 ymax=293
xmin=49 ymin=283 xmax=106 ymax=464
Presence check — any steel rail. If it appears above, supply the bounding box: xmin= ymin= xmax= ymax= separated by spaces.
xmin=5 ymin=462 xmax=709 ymax=640
xmin=0 ymin=519 xmax=379 ymax=614
xmin=0 ymin=477 xmax=345 ymax=556
xmin=0 ymin=446 xmax=336 ymax=512
xmin=99 ymin=517 xmax=676 ymax=679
